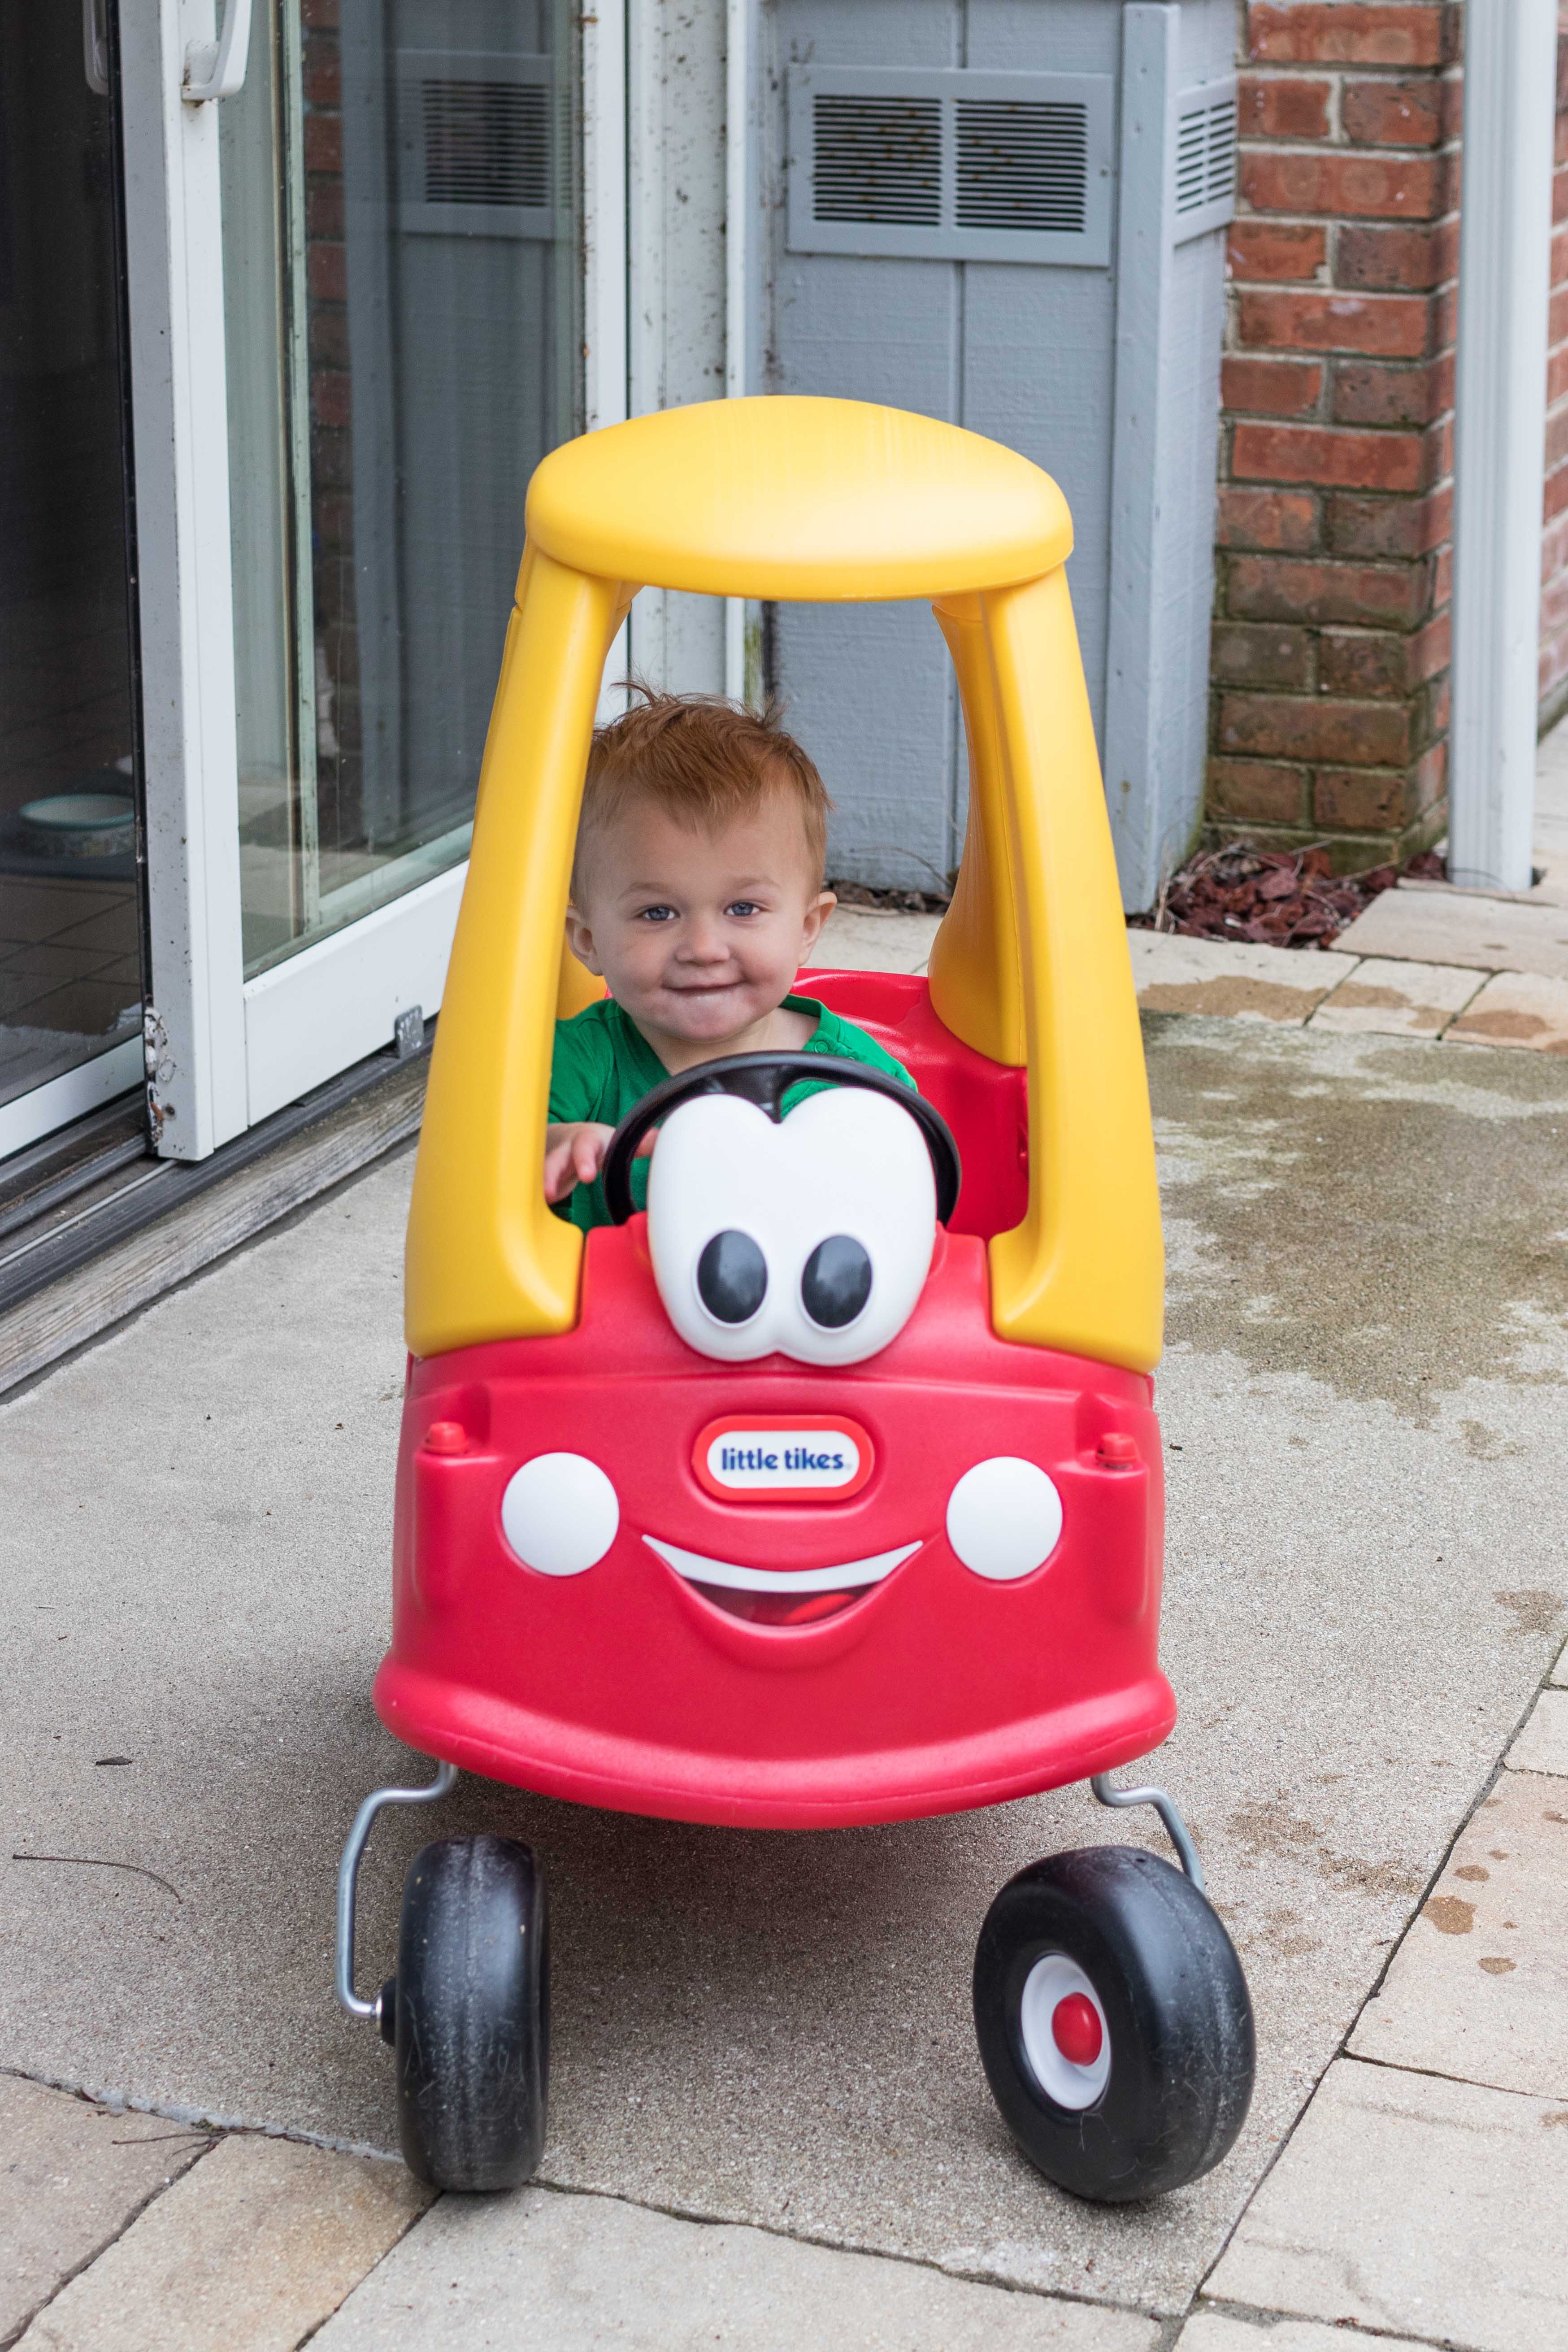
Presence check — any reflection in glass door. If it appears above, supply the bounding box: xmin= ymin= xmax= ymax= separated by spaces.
xmin=222 ymin=0 xmax=582 ymax=976
xmin=0 ymin=0 xmax=143 ymax=1131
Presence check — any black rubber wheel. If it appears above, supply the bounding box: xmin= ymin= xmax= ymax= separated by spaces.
xmin=973 ymin=1845 xmax=1253 ymax=2203
xmin=391 ymin=1834 xmax=549 ymax=2192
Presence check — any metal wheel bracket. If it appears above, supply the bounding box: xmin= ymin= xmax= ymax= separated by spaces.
xmin=335 ymin=1759 xmax=459 ymax=2021
xmin=1090 ymin=1771 xmax=1205 ymax=1894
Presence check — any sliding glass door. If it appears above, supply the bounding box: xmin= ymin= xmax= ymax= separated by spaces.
xmin=0 ymin=0 xmax=144 ymax=1156
xmin=221 ymin=0 xmax=582 ymax=1109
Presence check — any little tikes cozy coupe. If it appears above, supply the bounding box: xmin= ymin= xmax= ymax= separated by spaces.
xmin=334 ymin=397 xmax=1254 ymax=2204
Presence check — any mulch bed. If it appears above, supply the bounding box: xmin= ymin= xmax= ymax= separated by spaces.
xmin=1130 ymin=843 xmax=1446 ymax=951
xmin=829 ymin=879 xmax=953 ymax=915
xmin=832 ymin=848 xmax=1449 ymax=953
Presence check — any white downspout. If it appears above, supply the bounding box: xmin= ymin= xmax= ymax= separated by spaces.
xmin=1450 ymin=1 xmax=1558 ymax=891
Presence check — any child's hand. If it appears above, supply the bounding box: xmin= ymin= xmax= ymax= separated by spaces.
xmin=544 ymin=1122 xmax=657 ymax=1204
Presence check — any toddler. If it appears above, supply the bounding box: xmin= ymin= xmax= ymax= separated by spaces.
xmin=546 ymin=691 xmax=915 ymax=1229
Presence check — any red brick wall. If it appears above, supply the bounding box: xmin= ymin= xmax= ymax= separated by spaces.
xmin=301 ymin=0 xmax=363 ymax=855
xmin=1207 ymin=1 xmax=1462 ymax=870
xmin=1540 ymin=14 xmax=1568 ymax=726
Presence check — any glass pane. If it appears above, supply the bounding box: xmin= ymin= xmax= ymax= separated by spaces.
xmin=224 ymin=0 xmax=582 ymax=977
xmin=0 ymin=5 xmax=142 ymax=1114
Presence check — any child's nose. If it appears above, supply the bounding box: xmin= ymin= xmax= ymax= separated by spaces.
xmin=678 ymin=914 xmax=731 ymax=961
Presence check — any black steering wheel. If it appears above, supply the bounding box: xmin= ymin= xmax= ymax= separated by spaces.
xmin=601 ymin=1051 xmax=962 ymax=1226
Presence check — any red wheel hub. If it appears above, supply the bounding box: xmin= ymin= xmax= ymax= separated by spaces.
xmin=1051 ymin=1991 xmax=1103 ymax=2067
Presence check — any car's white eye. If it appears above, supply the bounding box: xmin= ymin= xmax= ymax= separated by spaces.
xmin=645 ymin=1086 xmax=935 ymax=1366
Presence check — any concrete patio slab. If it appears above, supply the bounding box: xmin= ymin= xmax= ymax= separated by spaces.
xmin=14 ymin=2133 xmax=429 ymax=2352
xmin=312 ymin=2185 xmax=1160 ymax=2352
xmin=4 ymin=1019 xmax=1568 ymax=2319
xmin=1202 ymin=2057 xmax=1568 ymax=2352
xmin=1349 ymin=1768 xmax=1568 ymax=2096
xmin=813 ymin=907 xmax=940 ymax=974
xmin=1447 ymin=969 xmax=1568 ymax=1053
xmin=1552 ymin=1640 xmax=1568 ymax=1686
xmin=1174 ymin=2316 xmax=1416 ymax=2352
xmin=1505 ymin=1686 xmax=1568 ymax=1774
xmin=0 ymin=2075 xmax=208 ymax=2345
xmin=1306 ymin=956 xmax=1483 ymax=1039
xmin=1128 ymin=935 xmax=1356 ymax=1023
xmin=1333 ymin=883 xmax=1568 ymax=977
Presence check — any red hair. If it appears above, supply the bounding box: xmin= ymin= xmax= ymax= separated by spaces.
xmin=573 ymin=688 xmax=832 ymax=896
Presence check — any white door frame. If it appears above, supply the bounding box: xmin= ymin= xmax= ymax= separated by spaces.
xmin=111 ymin=0 xmax=628 ymax=1160
xmin=120 ymin=0 xmax=248 ymax=1161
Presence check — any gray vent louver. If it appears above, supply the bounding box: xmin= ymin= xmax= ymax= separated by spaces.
xmin=1172 ymin=79 xmax=1238 ymax=244
xmin=813 ymin=95 xmax=941 ymax=226
xmin=422 ymin=78 xmax=550 ymax=209
xmin=396 ymin=50 xmax=558 ymax=239
xmin=955 ymin=100 xmax=1089 ymax=235
xmin=788 ymin=67 xmax=1113 ymax=267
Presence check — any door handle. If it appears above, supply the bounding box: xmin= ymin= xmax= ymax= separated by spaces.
xmin=183 ymin=0 xmax=253 ymax=101
xmin=82 ymin=0 xmax=109 ymax=95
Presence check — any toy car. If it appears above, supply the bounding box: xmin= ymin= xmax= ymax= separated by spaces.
xmin=334 ymin=396 xmax=1253 ymax=2204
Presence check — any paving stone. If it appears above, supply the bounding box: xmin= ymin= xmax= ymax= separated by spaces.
xmin=312 ymin=2182 xmax=1160 ymax=2352
xmin=1505 ymin=1685 xmax=1568 ymax=1774
xmin=1307 ymin=956 xmax=1483 ymax=1039
xmin=1203 ymin=2057 xmax=1568 ymax=2352
xmin=0 ymin=2077 xmax=209 ymax=2346
xmin=1129 ymin=932 xmax=1358 ymax=1023
xmin=1551 ymin=1639 xmax=1568 ymax=1687
xmin=1335 ymin=885 xmax=1568 ymax=977
xmin=1175 ymin=2317 xmax=1416 ymax=2352
xmin=15 ymin=2131 xmax=430 ymax=2352
xmin=1446 ymin=969 xmax=1568 ymax=1053
xmin=812 ymin=907 xmax=940 ymax=974
xmin=1349 ymin=1769 xmax=1568 ymax=2096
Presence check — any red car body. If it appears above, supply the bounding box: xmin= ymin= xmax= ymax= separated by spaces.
xmin=375 ymin=970 xmax=1173 ymax=1829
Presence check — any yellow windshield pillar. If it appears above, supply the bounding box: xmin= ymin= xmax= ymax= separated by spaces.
xmin=928 ymin=595 xmax=1026 ymax=1068
xmin=979 ymin=568 xmax=1164 ymax=1372
xmin=405 ymin=548 xmax=626 ymax=1356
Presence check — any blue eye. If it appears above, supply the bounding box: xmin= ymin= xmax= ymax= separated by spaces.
xmin=726 ymin=900 xmax=762 ymax=918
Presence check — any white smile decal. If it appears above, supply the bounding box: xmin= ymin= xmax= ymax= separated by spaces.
xmin=643 ymin=1537 xmax=920 ymax=1593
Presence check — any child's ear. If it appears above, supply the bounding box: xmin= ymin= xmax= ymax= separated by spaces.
xmin=565 ymin=904 xmax=605 ymax=976
xmin=799 ymin=889 xmax=836 ymax=954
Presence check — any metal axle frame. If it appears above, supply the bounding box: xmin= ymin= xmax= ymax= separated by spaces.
xmin=333 ymin=1756 xmax=1206 ymax=2032
xmin=1090 ymin=1771 xmax=1204 ymax=1891
xmin=335 ymin=1759 xmax=459 ymax=2020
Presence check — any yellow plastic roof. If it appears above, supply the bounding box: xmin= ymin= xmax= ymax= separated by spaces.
xmin=523 ymin=396 xmax=1073 ymax=601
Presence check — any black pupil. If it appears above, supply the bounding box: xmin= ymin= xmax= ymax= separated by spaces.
xmin=800 ymin=1235 xmax=872 ymax=1329
xmin=696 ymin=1230 xmax=768 ymax=1323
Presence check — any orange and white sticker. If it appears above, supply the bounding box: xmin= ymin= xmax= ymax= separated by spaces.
xmin=693 ymin=1415 xmax=874 ymax=1503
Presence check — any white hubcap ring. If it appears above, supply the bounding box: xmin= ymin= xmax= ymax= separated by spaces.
xmin=1017 ymin=1952 xmax=1112 ymax=2111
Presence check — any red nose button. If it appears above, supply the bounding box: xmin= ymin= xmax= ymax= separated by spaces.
xmin=1097 ymin=1432 xmax=1139 ymax=1467
xmin=1051 ymin=1992 xmax=1103 ymax=2067
xmin=425 ymin=1420 xmax=469 ymax=1455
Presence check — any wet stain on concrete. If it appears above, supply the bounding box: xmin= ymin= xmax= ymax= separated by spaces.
xmin=1144 ymin=1015 xmax=1568 ymax=1413
xmin=1494 ymin=1588 xmax=1565 ymax=1634
xmin=1423 ymin=1895 xmax=1476 ymax=1935
xmin=1456 ymin=1008 xmax=1568 ymax=1049
xmin=1227 ymin=1800 xmax=1419 ymax=1901
xmin=1138 ymin=977 xmax=1330 ymax=1022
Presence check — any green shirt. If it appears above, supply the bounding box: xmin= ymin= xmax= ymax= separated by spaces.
xmin=548 ymin=992 xmax=916 ymax=1231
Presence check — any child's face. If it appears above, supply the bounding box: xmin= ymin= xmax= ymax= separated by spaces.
xmin=566 ymin=791 xmax=834 ymax=1050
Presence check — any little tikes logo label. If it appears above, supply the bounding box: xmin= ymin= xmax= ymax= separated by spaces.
xmin=694 ymin=1415 xmax=874 ymax=1502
